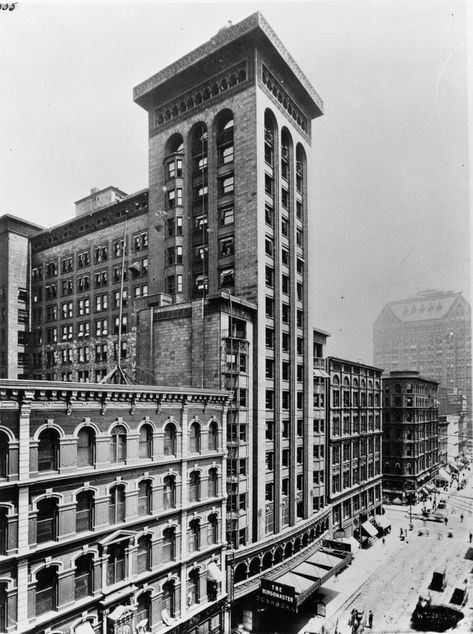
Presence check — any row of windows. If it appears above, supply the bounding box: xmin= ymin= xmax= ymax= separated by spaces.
xmin=0 ymin=421 xmax=220 ymax=477
xmin=23 ymin=487 xmax=220 ymax=548
xmin=18 ymin=561 xmax=211 ymax=622
xmin=34 ymin=259 xmax=148 ymax=302
xmin=331 ymin=463 xmax=381 ymax=494
xmin=32 ymin=235 xmax=148 ymax=282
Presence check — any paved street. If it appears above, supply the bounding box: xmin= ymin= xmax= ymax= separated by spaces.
xmin=296 ymin=472 xmax=473 ymax=634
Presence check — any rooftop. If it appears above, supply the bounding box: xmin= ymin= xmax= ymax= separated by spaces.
xmin=133 ymin=12 xmax=323 ymax=118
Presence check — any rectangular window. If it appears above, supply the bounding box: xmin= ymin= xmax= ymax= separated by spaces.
xmin=265 ymin=204 xmax=273 ymax=226
xmin=281 ymin=217 xmax=289 ymax=237
xmin=61 ymin=302 xmax=73 ymax=319
xmin=112 ymin=239 xmax=125 ymax=258
xmin=77 ymin=251 xmax=90 ymax=268
xmin=219 ymin=205 xmax=234 ymax=226
xmin=61 ymin=325 xmax=73 ymax=341
xmin=94 ymin=245 xmax=108 ymax=263
xmin=265 ymin=266 xmax=274 ymax=288
xmin=219 ymin=175 xmax=234 ymax=196
xmin=77 ymin=322 xmax=90 ymax=338
xmin=95 ymin=319 xmax=108 ymax=336
xmin=219 ymin=268 xmax=234 ymax=287
xmin=78 ymin=298 xmax=90 ymax=316
xmin=61 ymin=279 xmax=73 ymax=296
xmin=78 ymin=275 xmax=90 ymax=292
xmin=95 ymin=294 xmax=108 ymax=312
xmin=133 ymin=231 xmax=148 ymax=251
xmin=265 ymin=328 xmax=274 ymax=349
xmin=94 ymin=270 xmax=108 ymax=288
xmin=219 ymin=236 xmax=234 ymax=257
xmin=167 ymin=216 xmax=183 ymax=236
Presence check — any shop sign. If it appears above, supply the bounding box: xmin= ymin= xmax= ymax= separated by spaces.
xmin=259 ymin=579 xmax=297 ymax=612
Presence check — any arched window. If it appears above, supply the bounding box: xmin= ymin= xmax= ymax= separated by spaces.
xmin=75 ymin=554 xmax=93 ymax=600
xmin=139 ymin=425 xmax=153 ymax=459
xmin=165 ymin=134 xmax=184 ymax=181
xmin=163 ymin=423 xmax=177 ymax=456
xmin=384 ymin=461 xmax=390 ymax=474
xmin=0 ymin=432 xmax=8 ymax=478
xmin=162 ymin=581 xmax=176 ymax=618
xmin=109 ymin=486 xmax=126 ymax=524
xmin=76 ymin=491 xmax=94 ymax=532
xmin=136 ymin=592 xmax=151 ymax=629
xmin=0 ymin=508 xmax=7 ymax=555
xmin=208 ymin=468 xmax=218 ymax=497
xmin=38 ymin=429 xmax=59 ymax=471
xmin=77 ymin=427 xmax=95 ymax=467
xmin=189 ymin=422 xmax=201 ymax=453
xmin=162 ymin=527 xmax=176 ymax=562
xmin=138 ymin=480 xmax=152 ymax=516
xmin=188 ymin=569 xmax=200 ymax=605
xmin=189 ymin=471 xmax=200 ymax=503
xmin=107 ymin=541 xmax=127 ymax=585
xmin=395 ymin=462 xmax=401 ymax=474
xmin=189 ymin=519 xmax=200 ymax=552
xmin=110 ymin=425 xmax=127 ymax=463
xmin=137 ymin=535 xmax=152 ymax=574
xmin=37 ymin=498 xmax=58 ymax=543
xmin=35 ymin=567 xmax=57 ymax=616
xmin=216 ymin=111 xmax=234 ymax=166
xmin=163 ymin=475 xmax=176 ymax=510
xmin=208 ymin=421 xmax=218 ymax=451
xmin=394 ymin=384 xmax=401 ymax=394
xmin=207 ymin=514 xmax=218 ymax=545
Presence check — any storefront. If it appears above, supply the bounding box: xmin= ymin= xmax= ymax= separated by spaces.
xmin=257 ymin=545 xmax=353 ymax=613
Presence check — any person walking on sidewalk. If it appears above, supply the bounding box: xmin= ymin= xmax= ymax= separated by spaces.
xmin=460 ymin=513 xmax=464 ymax=522
xmin=469 ymin=531 xmax=472 ymax=543
xmin=368 ymin=610 xmax=374 ymax=629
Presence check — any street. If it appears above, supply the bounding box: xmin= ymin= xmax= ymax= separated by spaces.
xmin=318 ymin=482 xmax=473 ymax=634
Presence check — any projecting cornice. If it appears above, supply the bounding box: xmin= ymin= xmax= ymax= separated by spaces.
xmin=133 ymin=12 xmax=323 ymax=117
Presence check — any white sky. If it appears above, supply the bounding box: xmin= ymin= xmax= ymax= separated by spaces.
xmin=1 ymin=0 xmax=470 ymax=362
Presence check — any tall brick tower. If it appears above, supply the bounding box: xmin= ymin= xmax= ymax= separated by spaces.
xmin=134 ymin=13 xmax=329 ymax=626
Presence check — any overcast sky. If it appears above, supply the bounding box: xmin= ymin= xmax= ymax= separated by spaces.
xmin=1 ymin=0 xmax=470 ymax=363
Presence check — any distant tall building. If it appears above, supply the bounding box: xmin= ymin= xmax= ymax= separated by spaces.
xmin=373 ymin=290 xmax=472 ymax=449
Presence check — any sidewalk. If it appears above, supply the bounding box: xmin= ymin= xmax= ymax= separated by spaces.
xmin=299 ymin=509 xmax=412 ymax=634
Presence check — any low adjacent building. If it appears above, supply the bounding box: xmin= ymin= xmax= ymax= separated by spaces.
xmin=382 ymin=370 xmax=440 ymax=504
xmin=0 ymin=379 xmax=228 ymax=634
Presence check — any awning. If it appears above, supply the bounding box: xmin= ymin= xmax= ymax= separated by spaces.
xmin=75 ymin=623 xmax=95 ymax=634
xmin=425 ymin=484 xmax=436 ymax=493
xmin=375 ymin=515 xmax=391 ymax=530
xmin=314 ymin=369 xmax=329 ymax=378
xmin=361 ymin=521 xmax=378 ymax=538
xmin=448 ymin=462 xmax=459 ymax=472
xmin=207 ymin=562 xmax=223 ymax=583
xmin=260 ymin=547 xmax=351 ymax=610
xmin=437 ymin=468 xmax=451 ymax=483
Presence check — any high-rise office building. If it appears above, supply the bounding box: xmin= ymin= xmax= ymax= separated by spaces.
xmin=133 ymin=12 xmax=339 ymax=630
xmin=373 ymin=290 xmax=472 ymax=449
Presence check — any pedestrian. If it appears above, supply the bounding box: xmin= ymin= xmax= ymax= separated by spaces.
xmin=444 ymin=516 xmax=448 ymax=525
xmin=382 ymin=536 xmax=385 ymax=546
xmin=460 ymin=513 xmax=464 ymax=522
xmin=469 ymin=532 xmax=472 ymax=543
xmin=368 ymin=610 xmax=374 ymax=629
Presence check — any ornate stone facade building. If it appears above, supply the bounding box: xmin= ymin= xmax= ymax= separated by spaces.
xmin=0 ymin=380 xmax=228 ymax=634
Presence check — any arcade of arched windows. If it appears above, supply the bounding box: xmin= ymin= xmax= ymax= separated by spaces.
xmin=232 ymin=516 xmax=330 ymax=585
xmin=261 ymin=64 xmax=308 ymax=134
xmin=0 ymin=415 xmax=222 ymax=481
xmin=153 ymin=61 xmax=247 ymax=130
